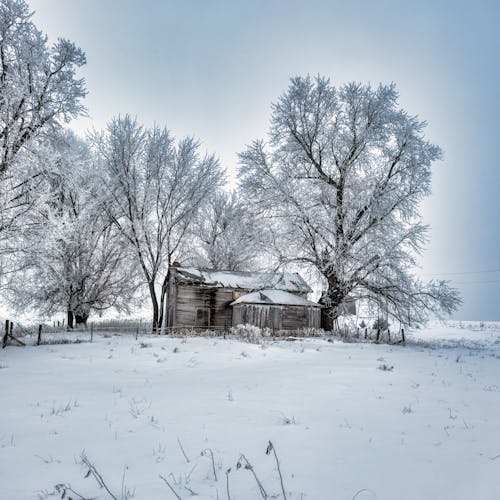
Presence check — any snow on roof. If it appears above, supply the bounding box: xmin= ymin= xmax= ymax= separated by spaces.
xmin=173 ymin=267 xmax=312 ymax=293
xmin=230 ymin=289 xmax=321 ymax=308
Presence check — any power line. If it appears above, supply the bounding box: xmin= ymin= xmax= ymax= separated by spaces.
xmin=454 ymin=279 xmax=500 ymax=285
xmin=424 ymin=268 xmax=500 ymax=277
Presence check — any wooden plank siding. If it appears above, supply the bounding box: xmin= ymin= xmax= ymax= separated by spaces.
xmin=232 ymin=304 xmax=321 ymax=330
xmin=232 ymin=305 xmax=283 ymax=330
xmin=168 ymin=284 xmax=241 ymax=330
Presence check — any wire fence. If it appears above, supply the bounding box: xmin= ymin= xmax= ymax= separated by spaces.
xmin=1 ymin=315 xmax=413 ymax=348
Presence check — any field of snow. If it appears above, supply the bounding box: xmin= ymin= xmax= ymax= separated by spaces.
xmin=2 ymin=323 xmax=500 ymax=500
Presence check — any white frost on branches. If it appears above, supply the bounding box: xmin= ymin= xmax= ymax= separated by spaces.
xmin=239 ymin=75 xmax=461 ymax=325
xmin=191 ymin=191 xmax=267 ymax=271
xmin=10 ymin=131 xmax=138 ymax=326
xmin=0 ymin=0 xmax=86 ymax=175
xmin=94 ymin=115 xmax=222 ymax=331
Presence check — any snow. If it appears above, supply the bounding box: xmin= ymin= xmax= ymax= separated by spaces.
xmin=2 ymin=323 xmax=500 ymax=499
xmin=230 ymin=289 xmax=321 ymax=307
xmin=175 ymin=267 xmax=312 ymax=293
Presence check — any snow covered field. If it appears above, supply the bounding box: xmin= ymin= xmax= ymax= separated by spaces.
xmin=2 ymin=323 xmax=500 ymax=500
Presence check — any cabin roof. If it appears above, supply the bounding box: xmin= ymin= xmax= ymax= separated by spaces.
xmin=230 ymin=289 xmax=321 ymax=308
xmin=172 ymin=267 xmax=312 ymax=293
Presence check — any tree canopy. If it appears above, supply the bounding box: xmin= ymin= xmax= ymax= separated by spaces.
xmin=239 ymin=75 xmax=460 ymax=325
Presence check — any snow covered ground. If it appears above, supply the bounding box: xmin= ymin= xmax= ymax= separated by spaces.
xmin=2 ymin=322 xmax=500 ymax=500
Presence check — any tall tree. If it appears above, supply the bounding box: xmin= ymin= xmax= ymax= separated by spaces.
xmin=95 ymin=115 xmax=222 ymax=332
xmin=0 ymin=0 xmax=86 ymax=287
xmin=10 ymin=131 xmax=137 ymax=326
xmin=239 ymin=76 xmax=460 ymax=326
xmin=0 ymin=0 xmax=86 ymax=175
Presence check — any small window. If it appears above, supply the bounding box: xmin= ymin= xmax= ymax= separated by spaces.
xmin=195 ymin=308 xmax=210 ymax=327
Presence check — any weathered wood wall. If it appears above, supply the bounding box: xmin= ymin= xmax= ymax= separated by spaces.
xmin=232 ymin=305 xmax=283 ymax=329
xmin=167 ymin=282 xmax=239 ymax=329
xmin=232 ymin=304 xmax=321 ymax=330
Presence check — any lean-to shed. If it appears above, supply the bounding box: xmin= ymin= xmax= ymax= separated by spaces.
xmin=231 ymin=289 xmax=321 ymax=330
xmin=164 ymin=266 xmax=317 ymax=331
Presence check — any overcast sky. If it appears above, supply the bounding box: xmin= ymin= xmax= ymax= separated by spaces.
xmin=30 ymin=0 xmax=500 ymax=320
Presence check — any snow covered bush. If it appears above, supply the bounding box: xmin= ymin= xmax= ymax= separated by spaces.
xmin=230 ymin=324 xmax=271 ymax=342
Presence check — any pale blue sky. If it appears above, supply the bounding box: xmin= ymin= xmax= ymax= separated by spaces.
xmin=30 ymin=0 xmax=500 ymax=320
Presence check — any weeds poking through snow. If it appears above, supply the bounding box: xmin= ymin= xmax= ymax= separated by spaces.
xmin=201 ymin=448 xmax=218 ymax=481
xmin=377 ymin=364 xmax=394 ymax=372
xmin=0 ymin=433 xmax=15 ymax=448
xmin=177 ymin=437 xmax=191 ymax=463
xmin=80 ymin=451 xmax=135 ymax=499
xmin=227 ymin=390 xmax=234 ymax=402
xmin=402 ymin=404 xmax=413 ymax=414
xmin=49 ymin=399 xmax=79 ymax=416
xmin=237 ymin=454 xmax=268 ymax=499
xmin=266 ymin=441 xmax=287 ymax=500
xmin=278 ymin=412 xmax=296 ymax=425
xmin=352 ymin=488 xmax=377 ymax=499
xmin=34 ymin=454 xmax=60 ymax=464
xmin=225 ymin=468 xmax=232 ymax=500
xmin=38 ymin=483 xmax=88 ymax=500
xmin=159 ymin=474 xmax=182 ymax=500
xmin=129 ymin=397 xmax=151 ymax=419
xmin=151 ymin=443 xmax=167 ymax=464
xmin=121 ymin=466 xmax=134 ymax=500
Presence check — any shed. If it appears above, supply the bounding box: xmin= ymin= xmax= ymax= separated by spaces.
xmin=164 ymin=266 xmax=317 ymax=331
xmin=231 ymin=289 xmax=322 ymax=330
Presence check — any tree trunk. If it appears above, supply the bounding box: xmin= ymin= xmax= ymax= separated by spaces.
xmin=320 ymin=274 xmax=348 ymax=331
xmin=148 ymin=281 xmax=159 ymax=334
xmin=67 ymin=308 xmax=74 ymax=330
xmin=75 ymin=313 xmax=89 ymax=327
xmin=158 ymin=274 xmax=169 ymax=332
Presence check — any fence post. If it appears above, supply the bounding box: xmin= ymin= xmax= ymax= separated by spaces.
xmin=135 ymin=326 xmax=139 ymax=341
xmin=37 ymin=324 xmax=42 ymax=346
xmin=90 ymin=323 xmax=94 ymax=343
xmin=2 ymin=319 xmax=9 ymax=348
xmin=401 ymin=327 xmax=405 ymax=344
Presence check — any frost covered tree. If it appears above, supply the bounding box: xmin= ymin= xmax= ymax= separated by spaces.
xmin=0 ymin=0 xmax=86 ymax=283
xmin=0 ymin=0 xmax=86 ymax=175
xmin=192 ymin=191 xmax=265 ymax=271
xmin=239 ymin=76 xmax=460 ymax=326
xmin=95 ymin=115 xmax=222 ymax=332
xmin=10 ymin=131 xmax=137 ymax=327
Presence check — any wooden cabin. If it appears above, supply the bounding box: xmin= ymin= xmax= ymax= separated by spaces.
xmin=164 ymin=266 xmax=320 ymax=331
